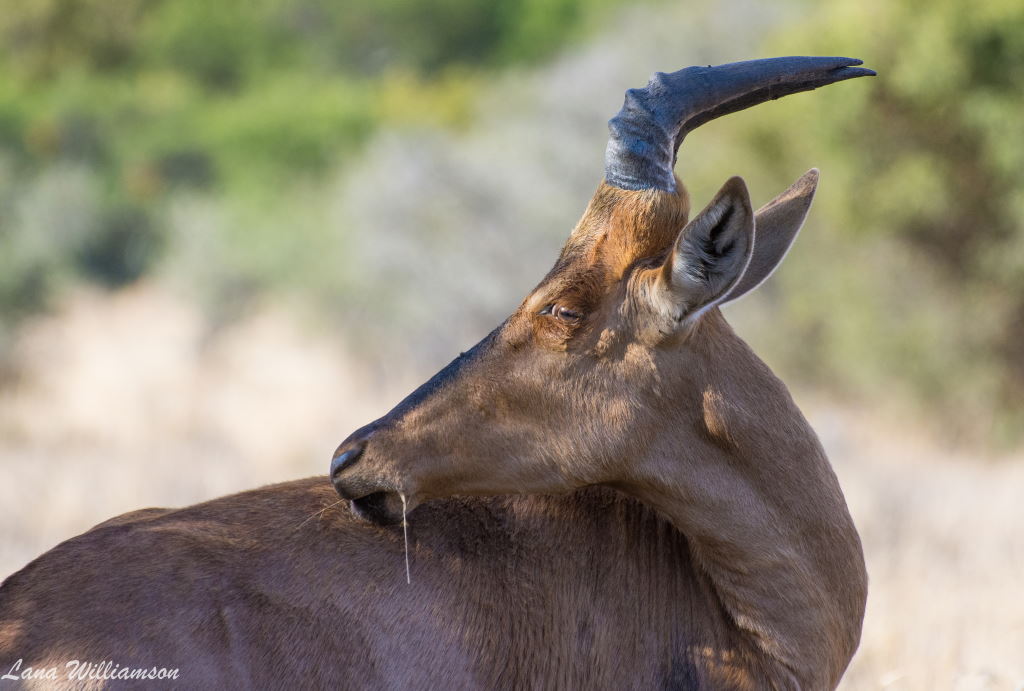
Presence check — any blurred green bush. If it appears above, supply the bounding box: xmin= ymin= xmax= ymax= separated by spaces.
xmin=0 ymin=0 xmax=618 ymax=319
xmin=750 ymin=0 xmax=1024 ymax=444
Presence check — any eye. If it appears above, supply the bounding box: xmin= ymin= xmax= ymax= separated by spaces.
xmin=556 ymin=306 xmax=583 ymax=322
xmin=540 ymin=304 xmax=583 ymax=323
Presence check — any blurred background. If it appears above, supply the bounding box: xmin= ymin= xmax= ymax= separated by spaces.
xmin=0 ymin=0 xmax=1022 ymax=687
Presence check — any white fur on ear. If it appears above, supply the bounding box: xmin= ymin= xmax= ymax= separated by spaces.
xmin=657 ymin=176 xmax=755 ymax=324
xmin=722 ymin=169 xmax=819 ymax=304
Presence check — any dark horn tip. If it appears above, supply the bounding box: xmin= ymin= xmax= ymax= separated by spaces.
xmin=822 ymin=57 xmax=876 ymax=77
xmin=830 ymin=66 xmax=877 ymax=81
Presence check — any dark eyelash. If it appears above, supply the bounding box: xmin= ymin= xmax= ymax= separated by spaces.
xmin=538 ymin=303 xmax=583 ymax=323
xmin=556 ymin=306 xmax=582 ymax=321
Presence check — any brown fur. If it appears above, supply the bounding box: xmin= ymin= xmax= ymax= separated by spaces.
xmin=2 ymin=481 xmax=777 ymax=689
xmin=0 ymin=176 xmax=866 ymax=690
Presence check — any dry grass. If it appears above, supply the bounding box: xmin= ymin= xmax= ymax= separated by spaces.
xmin=815 ymin=405 xmax=1024 ymax=689
xmin=1 ymin=285 xmax=1021 ymax=689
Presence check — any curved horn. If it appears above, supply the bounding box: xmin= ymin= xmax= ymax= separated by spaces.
xmin=604 ymin=56 xmax=875 ymax=192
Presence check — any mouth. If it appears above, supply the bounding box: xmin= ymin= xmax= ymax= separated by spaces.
xmin=350 ymin=491 xmax=407 ymax=526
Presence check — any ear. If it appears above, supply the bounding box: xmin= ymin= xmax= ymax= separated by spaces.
xmin=655 ymin=176 xmax=754 ymax=323
xmin=721 ymin=168 xmax=818 ymax=304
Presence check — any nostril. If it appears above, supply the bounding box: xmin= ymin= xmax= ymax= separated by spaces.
xmin=330 ymin=444 xmax=364 ymax=479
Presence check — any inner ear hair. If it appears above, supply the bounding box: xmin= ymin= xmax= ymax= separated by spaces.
xmin=678 ymin=205 xmax=734 ymax=284
xmin=663 ymin=176 xmax=754 ymax=318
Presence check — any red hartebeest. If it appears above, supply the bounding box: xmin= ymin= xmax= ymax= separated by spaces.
xmin=0 ymin=57 xmax=872 ymax=689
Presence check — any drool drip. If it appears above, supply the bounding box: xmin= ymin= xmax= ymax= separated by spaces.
xmin=401 ymin=493 xmax=411 ymax=585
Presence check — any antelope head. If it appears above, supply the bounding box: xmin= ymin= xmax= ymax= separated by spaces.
xmin=330 ymin=57 xmax=874 ymax=526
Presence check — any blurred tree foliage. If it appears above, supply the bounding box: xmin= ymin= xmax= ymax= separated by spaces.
xmin=0 ymin=0 xmax=618 ymax=320
xmin=738 ymin=0 xmax=1024 ymax=444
